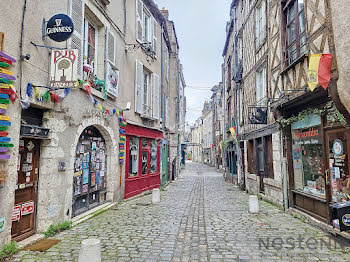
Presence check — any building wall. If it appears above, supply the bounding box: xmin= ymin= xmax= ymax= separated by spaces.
xmin=0 ymin=0 xmax=184 ymax=247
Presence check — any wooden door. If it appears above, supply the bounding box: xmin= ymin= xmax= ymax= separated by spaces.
xmin=11 ymin=139 xmax=40 ymax=241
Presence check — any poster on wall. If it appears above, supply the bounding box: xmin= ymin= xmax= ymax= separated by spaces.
xmin=106 ymin=62 xmax=119 ymax=97
xmin=50 ymin=49 xmax=78 ymax=88
xmin=82 ymin=169 xmax=89 ymax=184
xmin=21 ymin=201 xmax=34 ymax=216
xmin=12 ymin=205 xmax=21 ymax=222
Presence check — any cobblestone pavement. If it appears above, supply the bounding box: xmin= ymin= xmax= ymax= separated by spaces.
xmin=12 ymin=162 xmax=350 ymax=261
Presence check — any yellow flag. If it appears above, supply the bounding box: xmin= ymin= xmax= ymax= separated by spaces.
xmin=34 ymin=86 xmax=41 ymax=99
xmin=308 ymin=54 xmax=322 ymax=92
xmin=97 ymin=104 xmax=103 ymax=111
xmin=229 ymin=127 xmax=237 ymax=141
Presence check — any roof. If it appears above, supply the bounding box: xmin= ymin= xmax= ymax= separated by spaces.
xmin=222 ymin=0 xmax=239 ymax=57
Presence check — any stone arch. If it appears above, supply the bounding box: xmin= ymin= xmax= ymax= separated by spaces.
xmin=66 ymin=117 xmax=120 ymax=219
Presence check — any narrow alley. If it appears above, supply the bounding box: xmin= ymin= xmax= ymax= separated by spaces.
xmin=12 ymin=162 xmax=350 ymax=262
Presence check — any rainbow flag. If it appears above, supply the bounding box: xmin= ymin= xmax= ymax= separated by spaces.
xmin=308 ymin=54 xmax=333 ymax=91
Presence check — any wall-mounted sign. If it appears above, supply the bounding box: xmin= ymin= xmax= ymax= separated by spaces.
xmin=46 ymin=14 xmax=74 ymax=42
xmin=333 ymin=139 xmax=343 ymax=156
xmin=248 ymin=106 xmax=267 ymax=124
xmin=12 ymin=205 xmax=21 ymax=222
xmin=50 ymin=49 xmax=78 ymax=88
xmin=21 ymin=201 xmax=34 ymax=216
xmin=106 ymin=62 xmax=119 ymax=97
xmin=20 ymin=124 xmax=50 ymax=138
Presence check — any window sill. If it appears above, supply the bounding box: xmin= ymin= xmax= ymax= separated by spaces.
xmin=280 ymin=53 xmax=309 ymax=76
xmin=90 ymin=87 xmax=105 ymax=100
xmin=140 ymin=114 xmax=156 ymax=121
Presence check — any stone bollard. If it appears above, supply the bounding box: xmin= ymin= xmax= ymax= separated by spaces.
xmin=152 ymin=188 xmax=160 ymax=204
xmin=78 ymin=238 xmax=101 ymax=262
xmin=248 ymin=195 xmax=260 ymax=213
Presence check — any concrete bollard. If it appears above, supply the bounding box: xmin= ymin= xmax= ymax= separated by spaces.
xmin=249 ymin=195 xmax=260 ymax=213
xmin=152 ymin=188 xmax=160 ymax=204
xmin=78 ymin=238 xmax=101 ymax=262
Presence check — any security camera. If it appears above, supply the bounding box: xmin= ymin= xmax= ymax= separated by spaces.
xmin=20 ymin=54 xmax=31 ymax=61
xmin=125 ymin=102 xmax=131 ymax=111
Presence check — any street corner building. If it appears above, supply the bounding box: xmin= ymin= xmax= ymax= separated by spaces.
xmin=0 ymin=0 xmax=186 ymax=246
xmin=222 ymin=0 xmax=350 ymax=227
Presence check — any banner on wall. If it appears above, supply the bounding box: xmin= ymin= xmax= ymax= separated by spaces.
xmin=50 ymin=49 xmax=78 ymax=88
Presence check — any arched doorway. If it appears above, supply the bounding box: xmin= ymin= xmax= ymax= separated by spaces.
xmin=72 ymin=126 xmax=107 ymax=217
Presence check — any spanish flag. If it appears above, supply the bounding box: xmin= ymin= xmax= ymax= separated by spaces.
xmin=308 ymin=54 xmax=333 ymax=92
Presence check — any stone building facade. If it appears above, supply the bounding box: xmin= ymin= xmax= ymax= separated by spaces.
xmin=223 ymin=0 xmax=350 ymax=224
xmin=0 ymin=0 xmax=185 ymax=247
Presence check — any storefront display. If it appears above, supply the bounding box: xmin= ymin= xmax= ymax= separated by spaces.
xmin=125 ymin=124 xmax=162 ymax=199
xmin=72 ymin=126 xmax=107 ymax=217
xmin=292 ymin=114 xmax=325 ymax=198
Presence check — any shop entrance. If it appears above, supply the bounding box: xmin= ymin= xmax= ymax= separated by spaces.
xmin=325 ymin=128 xmax=350 ymax=203
xmin=72 ymin=126 xmax=107 ymax=217
xmin=11 ymin=138 xmax=40 ymax=241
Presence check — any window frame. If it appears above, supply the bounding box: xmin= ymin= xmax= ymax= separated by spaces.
xmin=283 ymin=0 xmax=307 ymax=67
xmin=83 ymin=18 xmax=98 ymax=78
xmin=142 ymin=69 xmax=151 ymax=116
xmin=255 ymin=0 xmax=266 ymax=48
xmin=255 ymin=64 xmax=267 ymax=106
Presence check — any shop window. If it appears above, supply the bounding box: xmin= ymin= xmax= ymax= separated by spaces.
xmin=150 ymin=140 xmax=157 ymax=173
xmin=141 ymin=138 xmax=148 ymax=175
xmin=291 ymin=114 xmax=325 ymax=198
xmin=327 ymin=130 xmax=350 ymax=202
xmin=129 ymin=137 xmax=139 ymax=177
xmin=283 ymin=0 xmax=307 ymax=66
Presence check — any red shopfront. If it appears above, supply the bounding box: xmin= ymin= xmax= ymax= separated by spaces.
xmin=125 ymin=124 xmax=162 ymax=199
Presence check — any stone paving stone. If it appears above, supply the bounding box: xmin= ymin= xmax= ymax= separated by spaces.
xmin=11 ymin=162 xmax=350 ymax=261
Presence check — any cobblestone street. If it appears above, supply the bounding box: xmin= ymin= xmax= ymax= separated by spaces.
xmin=12 ymin=162 xmax=350 ymax=261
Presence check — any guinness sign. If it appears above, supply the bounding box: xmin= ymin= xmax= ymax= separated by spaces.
xmin=46 ymin=14 xmax=74 ymax=42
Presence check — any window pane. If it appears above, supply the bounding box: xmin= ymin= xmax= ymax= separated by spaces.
xmin=129 ymin=138 xmax=139 ymax=177
xmin=288 ymin=22 xmax=297 ymax=43
xmin=150 ymin=140 xmax=157 ymax=173
xmin=298 ymin=0 xmax=304 ymax=11
xmin=142 ymin=138 xmax=148 ymax=148
xmin=259 ymin=149 xmax=264 ymax=171
xmin=287 ymin=4 xmax=295 ymax=23
xmin=299 ymin=11 xmax=306 ymax=33
xmin=142 ymin=151 xmax=148 ymax=174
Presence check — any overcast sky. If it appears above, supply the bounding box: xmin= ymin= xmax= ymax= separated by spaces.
xmin=153 ymin=0 xmax=232 ymax=125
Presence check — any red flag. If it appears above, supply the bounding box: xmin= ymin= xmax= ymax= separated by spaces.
xmin=50 ymin=93 xmax=59 ymax=103
xmin=318 ymin=54 xmax=333 ymax=90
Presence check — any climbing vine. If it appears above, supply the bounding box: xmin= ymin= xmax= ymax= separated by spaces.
xmin=276 ymin=101 xmax=348 ymax=130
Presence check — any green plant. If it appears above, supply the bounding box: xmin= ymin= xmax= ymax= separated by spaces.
xmin=0 ymin=241 xmax=19 ymax=260
xmin=43 ymin=221 xmax=72 ymax=238
xmin=276 ymin=101 xmax=348 ymax=130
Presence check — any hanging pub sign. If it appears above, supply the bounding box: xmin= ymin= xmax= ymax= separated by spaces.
xmin=45 ymin=14 xmax=74 ymax=42
xmin=248 ymin=106 xmax=267 ymax=124
xmin=50 ymin=49 xmax=78 ymax=88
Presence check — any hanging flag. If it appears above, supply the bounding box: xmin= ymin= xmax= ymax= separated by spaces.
xmin=308 ymin=54 xmax=333 ymax=91
xmin=229 ymin=126 xmax=237 ymax=141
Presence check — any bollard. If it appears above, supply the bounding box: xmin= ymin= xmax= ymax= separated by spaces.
xmin=78 ymin=238 xmax=101 ymax=262
xmin=249 ymin=195 xmax=260 ymax=213
xmin=152 ymin=188 xmax=160 ymax=204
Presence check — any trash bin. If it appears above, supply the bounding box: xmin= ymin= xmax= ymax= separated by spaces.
xmin=330 ymin=201 xmax=350 ymax=232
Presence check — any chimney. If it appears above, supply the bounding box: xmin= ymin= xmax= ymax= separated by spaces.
xmin=161 ymin=7 xmax=169 ymax=20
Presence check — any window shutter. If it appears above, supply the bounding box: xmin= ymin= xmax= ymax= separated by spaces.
xmin=106 ymin=28 xmax=115 ymax=64
xmin=135 ymin=60 xmax=144 ymax=113
xmin=152 ymin=18 xmax=157 ymax=54
xmin=70 ymin=0 xmax=84 ymax=78
xmin=152 ymin=73 xmax=160 ymax=119
xmin=136 ymin=0 xmax=143 ymax=42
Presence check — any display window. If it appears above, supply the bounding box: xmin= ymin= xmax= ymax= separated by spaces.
xmin=150 ymin=139 xmax=157 ymax=173
xmin=326 ymin=129 xmax=350 ymax=202
xmin=129 ymin=137 xmax=139 ymax=177
xmin=291 ymin=114 xmax=326 ymax=198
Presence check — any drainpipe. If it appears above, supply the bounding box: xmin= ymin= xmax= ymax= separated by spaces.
xmin=281 ymin=132 xmax=289 ymax=211
xmin=177 ymin=57 xmax=180 ymax=176
xmin=222 ymin=64 xmax=226 ymax=179
xmin=19 ymin=0 xmax=27 ymax=99
xmin=161 ymin=26 xmax=164 ymax=130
